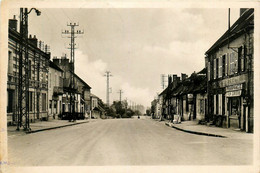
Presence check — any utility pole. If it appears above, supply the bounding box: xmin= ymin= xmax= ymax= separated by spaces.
xmin=104 ymin=71 xmax=112 ymax=106
xmin=17 ymin=8 xmax=41 ymax=131
xmin=62 ymin=22 xmax=84 ymax=121
xmin=118 ymin=90 xmax=123 ymax=103
xmin=161 ymin=74 xmax=167 ymax=89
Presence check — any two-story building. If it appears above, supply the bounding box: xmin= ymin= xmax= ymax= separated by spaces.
xmin=205 ymin=8 xmax=254 ymax=132
xmin=7 ymin=16 xmax=50 ymax=125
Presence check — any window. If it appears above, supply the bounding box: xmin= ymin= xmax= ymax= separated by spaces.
xmin=29 ymin=92 xmax=33 ymax=112
xmin=238 ymin=46 xmax=246 ymax=72
xmin=8 ymin=51 xmax=13 ymax=74
xmin=49 ymin=73 xmax=51 ymax=88
xmin=207 ymin=62 xmax=210 ymax=81
xmin=229 ymin=52 xmax=238 ymax=75
xmin=218 ymin=56 xmax=222 ymax=78
xmin=29 ymin=60 xmax=31 ymax=79
xmin=200 ymin=99 xmax=204 ymax=114
xmin=42 ymin=93 xmax=46 ymax=111
xmin=222 ymin=54 xmax=226 ymax=76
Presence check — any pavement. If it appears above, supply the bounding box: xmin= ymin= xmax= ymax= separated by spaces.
xmin=164 ymin=120 xmax=253 ymax=139
xmin=7 ymin=119 xmax=90 ymax=136
xmin=7 ymin=118 xmax=253 ymax=166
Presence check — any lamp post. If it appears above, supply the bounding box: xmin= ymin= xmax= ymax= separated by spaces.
xmin=17 ymin=8 xmax=41 ymax=131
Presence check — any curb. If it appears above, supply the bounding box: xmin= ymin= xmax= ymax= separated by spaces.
xmin=165 ymin=122 xmax=227 ymax=138
xmin=25 ymin=121 xmax=89 ymax=134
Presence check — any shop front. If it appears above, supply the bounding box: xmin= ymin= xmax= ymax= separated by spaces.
xmin=225 ymin=84 xmax=245 ymax=130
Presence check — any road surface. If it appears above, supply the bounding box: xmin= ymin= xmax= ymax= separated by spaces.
xmin=8 ymin=117 xmax=253 ymax=166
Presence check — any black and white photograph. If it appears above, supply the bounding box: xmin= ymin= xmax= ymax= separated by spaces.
xmin=0 ymin=0 xmax=259 ymax=173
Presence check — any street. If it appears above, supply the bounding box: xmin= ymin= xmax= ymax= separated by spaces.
xmin=8 ymin=118 xmax=253 ymax=166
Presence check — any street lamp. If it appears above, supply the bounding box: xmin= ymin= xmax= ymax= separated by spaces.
xmin=17 ymin=7 xmax=41 ymax=131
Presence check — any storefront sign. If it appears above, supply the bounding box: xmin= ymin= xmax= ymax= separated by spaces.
xmin=226 ymin=90 xmax=242 ymax=97
xmin=226 ymin=84 xmax=243 ymax=92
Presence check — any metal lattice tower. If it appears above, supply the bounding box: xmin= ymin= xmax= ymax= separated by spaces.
xmin=17 ymin=8 xmax=29 ymax=131
xmin=62 ymin=22 xmax=84 ymax=120
xmin=118 ymin=90 xmax=123 ymax=103
xmin=104 ymin=71 xmax=112 ymax=106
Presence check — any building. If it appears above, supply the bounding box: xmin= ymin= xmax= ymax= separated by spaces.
xmin=205 ymin=9 xmax=254 ymax=132
xmin=48 ymin=60 xmax=63 ymax=119
xmin=52 ymin=56 xmax=91 ymax=120
xmin=7 ymin=16 xmax=50 ymax=125
xmin=90 ymin=93 xmax=105 ymax=119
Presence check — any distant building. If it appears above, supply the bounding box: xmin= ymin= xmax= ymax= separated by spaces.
xmin=205 ymin=9 xmax=254 ymax=132
xmin=90 ymin=93 xmax=105 ymax=119
xmin=7 ymin=16 xmax=50 ymax=125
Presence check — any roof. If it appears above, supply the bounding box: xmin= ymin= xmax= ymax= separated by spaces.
xmin=72 ymin=72 xmax=91 ymax=89
xmin=49 ymin=60 xmax=63 ymax=72
xmin=206 ymin=8 xmax=254 ymax=54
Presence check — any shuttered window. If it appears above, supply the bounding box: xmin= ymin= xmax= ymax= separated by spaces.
xmin=207 ymin=62 xmax=210 ymax=81
xmin=214 ymin=59 xmax=216 ymax=79
xmin=218 ymin=56 xmax=222 ymax=78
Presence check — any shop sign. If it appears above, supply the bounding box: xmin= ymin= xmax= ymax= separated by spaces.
xmin=226 ymin=84 xmax=243 ymax=92
xmin=226 ymin=90 xmax=242 ymax=97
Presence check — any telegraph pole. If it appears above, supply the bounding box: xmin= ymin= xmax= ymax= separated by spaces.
xmin=118 ymin=90 xmax=123 ymax=103
xmin=161 ymin=74 xmax=167 ymax=89
xmin=62 ymin=22 xmax=84 ymax=121
xmin=104 ymin=71 xmax=112 ymax=106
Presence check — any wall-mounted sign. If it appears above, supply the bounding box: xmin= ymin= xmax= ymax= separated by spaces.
xmin=226 ymin=84 xmax=243 ymax=92
xmin=226 ymin=90 xmax=242 ymax=97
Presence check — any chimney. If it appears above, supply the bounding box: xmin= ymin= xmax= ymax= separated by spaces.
xmin=168 ymin=75 xmax=172 ymax=86
xmin=240 ymin=8 xmax=248 ymax=16
xmin=172 ymin=75 xmax=178 ymax=88
xmin=9 ymin=15 xmax=17 ymax=31
xmin=29 ymin=35 xmax=38 ymax=47
xmin=181 ymin=73 xmax=187 ymax=81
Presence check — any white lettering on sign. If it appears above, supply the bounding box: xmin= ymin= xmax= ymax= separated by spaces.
xmin=226 ymin=84 xmax=243 ymax=92
xmin=226 ymin=90 xmax=242 ymax=97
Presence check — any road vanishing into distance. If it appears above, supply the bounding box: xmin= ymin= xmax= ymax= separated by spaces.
xmin=8 ymin=117 xmax=253 ymax=166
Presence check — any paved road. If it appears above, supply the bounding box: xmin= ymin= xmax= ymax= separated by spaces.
xmin=8 ymin=117 xmax=253 ymax=166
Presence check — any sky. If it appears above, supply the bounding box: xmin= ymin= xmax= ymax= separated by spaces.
xmin=8 ymin=7 xmax=240 ymax=108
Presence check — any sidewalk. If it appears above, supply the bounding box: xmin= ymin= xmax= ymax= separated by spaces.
xmin=8 ymin=119 xmax=89 ymax=136
xmin=165 ymin=120 xmax=253 ymax=139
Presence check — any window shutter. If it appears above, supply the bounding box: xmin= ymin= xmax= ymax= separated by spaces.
xmin=234 ymin=51 xmax=238 ymax=73
xmin=225 ymin=53 xmax=228 ymax=76
xmin=218 ymin=94 xmax=222 ymax=115
xmin=207 ymin=62 xmax=211 ymax=81
xmin=214 ymin=95 xmax=216 ymax=114
xmin=219 ymin=56 xmax=222 ymax=78
xmin=241 ymin=45 xmax=245 ymax=72
xmin=214 ymin=59 xmax=216 ymax=79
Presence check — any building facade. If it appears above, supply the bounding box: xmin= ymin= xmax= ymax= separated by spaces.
xmin=52 ymin=56 xmax=91 ymax=120
xmin=48 ymin=61 xmax=63 ymax=120
xmin=7 ymin=16 xmax=50 ymax=125
xmin=205 ymin=9 xmax=254 ymax=132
